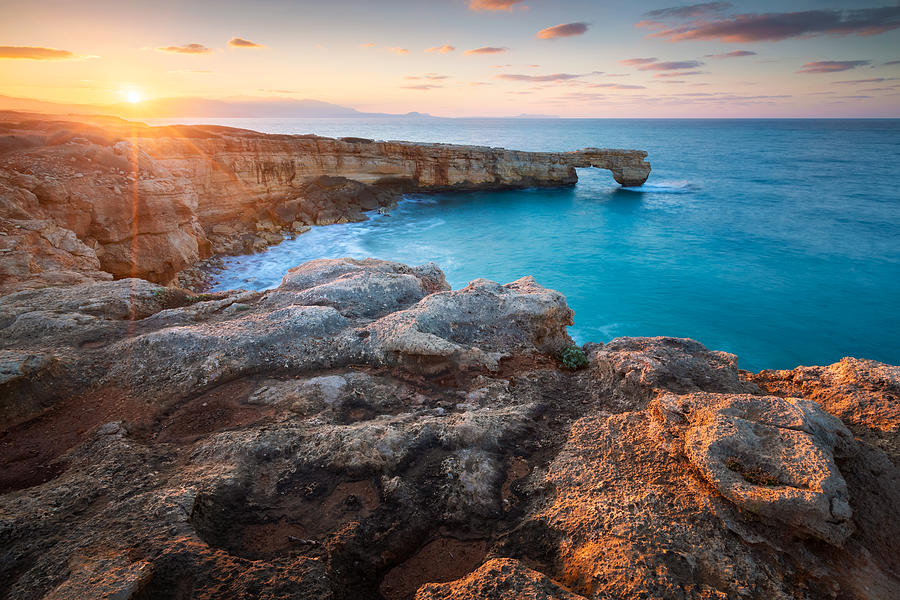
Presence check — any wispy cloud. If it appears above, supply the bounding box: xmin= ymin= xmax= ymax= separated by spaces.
xmin=655 ymin=71 xmax=706 ymax=78
xmin=797 ymin=60 xmax=870 ymax=74
xmin=425 ymin=44 xmax=455 ymax=53
xmin=386 ymin=46 xmax=410 ymax=55
xmin=156 ymin=43 xmax=212 ymax=54
xmin=468 ymin=0 xmax=527 ymax=12
xmin=885 ymin=59 xmax=900 ymax=66
xmin=401 ymin=84 xmax=442 ymax=90
xmin=589 ymin=83 xmax=647 ymax=89
xmin=360 ymin=42 xmax=375 ymax=48
xmin=833 ymin=77 xmax=899 ymax=84
xmin=638 ymin=60 xmax=705 ymax=71
xmin=640 ymin=6 xmax=900 ymax=42
xmin=0 ymin=45 xmax=77 ymax=60
xmin=229 ymin=37 xmax=264 ymax=48
xmin=642 ymin=2 xmax=733 ymax=20
xmin=465 ymin=46 xmax=509 ymax=55
xmin=537 ymin=22 xmax=589 ymax=39
xmin=706 ymin=50 xmax=756 ymax=59
xmin=496 ymin=73 xmax=582 ymax=82
xmin=405 ymin=73 xmax=449 ymax=80
xmin=620 ymin=57 xmax=658 ymax=66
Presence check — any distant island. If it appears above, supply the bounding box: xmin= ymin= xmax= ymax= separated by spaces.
xmin=0 ymin=94 xmax=436 ymax=119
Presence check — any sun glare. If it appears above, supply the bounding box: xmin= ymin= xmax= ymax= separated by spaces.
xmin=126 ymin=90 xmax=142 ymax=104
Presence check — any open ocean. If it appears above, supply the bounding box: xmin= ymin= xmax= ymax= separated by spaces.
xmin=152 ymin=117 xmax=900 ymax=371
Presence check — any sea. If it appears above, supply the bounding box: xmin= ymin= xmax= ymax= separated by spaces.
xmin=150 ymin=117 xmax=900 ymax=372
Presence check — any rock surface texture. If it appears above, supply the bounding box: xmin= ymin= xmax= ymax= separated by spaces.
xmin=1 ymin=258 xmax=898 ymax=600
xmin=0 ymin=112 xmax=650 ymax=291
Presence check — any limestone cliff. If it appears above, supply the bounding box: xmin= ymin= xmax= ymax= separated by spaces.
xmin=0 ymin=112 xmax=650 ymax=291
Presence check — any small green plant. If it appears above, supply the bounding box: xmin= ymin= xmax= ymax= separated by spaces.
xmin=187 ymin=293 xmax=217 ymax=304
xmin=559 ymin=345 xmax=589 ymax=371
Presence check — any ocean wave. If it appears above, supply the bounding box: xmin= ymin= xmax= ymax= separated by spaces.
xmin=621 ymin=180 xmax=697 ymax=194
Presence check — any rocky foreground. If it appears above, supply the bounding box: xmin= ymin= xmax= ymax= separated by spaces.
xmin=1 ymin=258 xmax=898 ymax=600
xmin=0 ymin=112 xmax=650 ymax=292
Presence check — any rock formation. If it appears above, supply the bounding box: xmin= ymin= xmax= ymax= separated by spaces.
xmin=1 ymin=258 xmax=898 ymax=600
xmin=0 ymin=112 xmax=650 ymax=292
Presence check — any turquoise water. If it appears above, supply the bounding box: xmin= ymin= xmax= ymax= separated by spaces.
xmin=173 ymin=118 xmax=900 ymax=371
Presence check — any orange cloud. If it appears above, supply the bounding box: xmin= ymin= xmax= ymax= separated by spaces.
xmin=468 ymin=0 xmax=526 ymax=11
xmin=360 ymin=42 xmax=375 ymax=48
xmin=425 ymin=45 xmax=455 ymax=54
xmin=464 ymin=46 xmax=509 ymax=55
xmin=620 ymin=57 xmax=658 ymax=66
xmin=537 ymin=22 xmax=589 ymax=39
xmin=386 ymin=46 xmax=410 ymax=55
xmin=229 ymin=37 xmax=264 ymax=48
xmin=0 ymin=45 xmax=76 ymax=60
xmin=156 ymin=43 xmax=212 ymax=54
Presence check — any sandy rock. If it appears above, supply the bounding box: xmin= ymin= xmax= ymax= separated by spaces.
xmin=749 ymin=357 xmax=900 ymax=463
xmin=589 ymin=336 xmax=758 ymax=410
xmin=658 ymin=392 xmax=855 ymax=545
xmin=415 ymin=558 xmax=585 ymax=600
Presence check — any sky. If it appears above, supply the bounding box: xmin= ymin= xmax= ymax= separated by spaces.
xmin=1 ymin=0 xmax=899 ymax=117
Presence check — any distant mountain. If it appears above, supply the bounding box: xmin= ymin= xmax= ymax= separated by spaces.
xmin=0 ymin=94 xmax=434 ymax=119
xmin=514 ymin=113 xmax=561 ymax=119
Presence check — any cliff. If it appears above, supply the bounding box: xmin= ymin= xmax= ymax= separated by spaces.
xmin=0 ymin=258 xmax=897 ymax=599
xmin=0 ymin=112 xmax=650 ymax=291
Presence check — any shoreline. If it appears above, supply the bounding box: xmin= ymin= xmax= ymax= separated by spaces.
xmin=0 ymin=110 xmax=650 ymax=295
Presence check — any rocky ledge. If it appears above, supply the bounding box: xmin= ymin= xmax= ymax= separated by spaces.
xmin=0 ymin=112 xmax=650 ymax=292
xmin=1 ymin=258 xmax=898 ymax=599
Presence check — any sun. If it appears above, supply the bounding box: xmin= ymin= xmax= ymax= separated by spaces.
xmin=126 ymin=90 xmax=142 ymax=104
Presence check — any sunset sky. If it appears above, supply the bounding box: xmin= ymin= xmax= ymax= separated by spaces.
xmin=1 ymin=0 xmax=899 ymax=117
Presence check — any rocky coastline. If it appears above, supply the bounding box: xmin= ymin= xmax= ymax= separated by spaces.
xmin=0 ymin=112 xmax=650 ymax=293
xmin=1 ymin=113 xmax=898 ymax=600
xmin=1 ymin=256 xmax=898 ymax=599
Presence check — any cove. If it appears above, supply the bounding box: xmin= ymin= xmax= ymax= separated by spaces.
xmin=204 ymin=118 xmax=900 ymax=372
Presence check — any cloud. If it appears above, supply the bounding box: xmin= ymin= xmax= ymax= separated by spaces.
xmin=641 ymin=6 xmax=900 ymax=42
xmin=496 ymin=73 xmax=582 ymax=82
xmin=229 ymin=37 xmax=264 ymax=48
xmin=833 ymin=77 xmax=899 ymax=84
xmin=426 ymin=44 xmax=455 ymax=53
xmin=386 ymin=46 xmax=410 ymax=55
xmin=638 ymin=60 xmax=705 ymax=71
xmin=0 ymin=45 xmax=76 ymax=60
xmin=360 ymin=42 xmax=376 ymax=48
xmin=643 ymin=2 xmax=732 ymax=20
xmin=156 ymin=43 xmax=212 ymax=54
xmin=654 ymin=71 xmax=706 ymax=78
xmin=885 ymin=60 xmax=900 ymax=65
xmin=401 ymin=84 xmax=442 ymax=90
xmin=588 ymin=83 xmax=647 ymax=89
xmin=537 ymin=22 xmax=589 ymax=39
xmin=405 ymin=73 xmax=449 ymax=80
xmin=619 ymin=57 xmax=658 ymax=66
xmin=468 ymin=0 xmax=527 ymax=11
xmin=465 ymin=46 xmax=509 ymax=55
xmin=797 ymin=60 xmax=870 ymax=74
xmin=706 ymin=50 xmax=756 ymax=59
